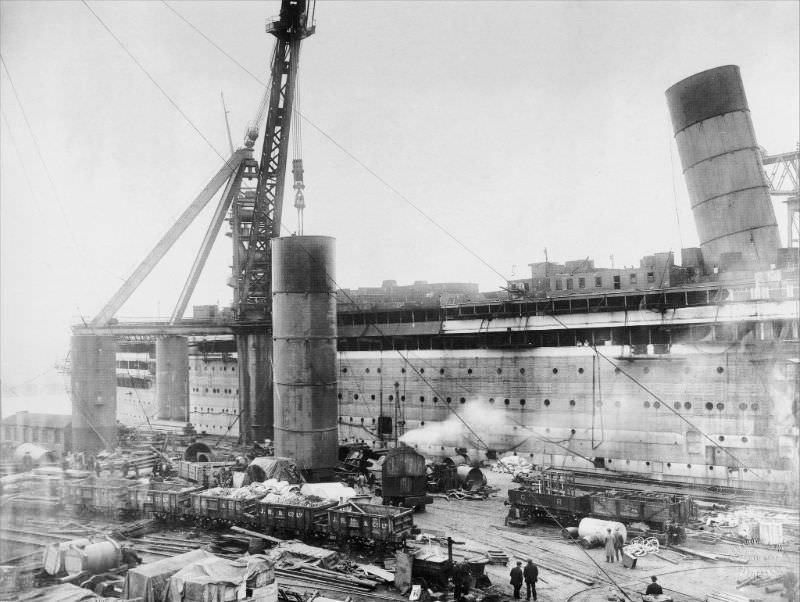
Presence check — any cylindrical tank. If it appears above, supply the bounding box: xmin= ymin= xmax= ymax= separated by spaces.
xmin=156 ymin=335 xmax=188 ymax=421
xmin=272 ymin=236 xmax=337 ymax=471
xmin=64 ymin=540 xmax=121 ymax=575
xmin=666 ymin=65 xmax=780 ymax=270
xmin=70 ymin=335 xmax=118 ymax=452
xmin=577 ymin=518 xmax=627 ymax=548
xmin=13 ymin=443 xmax=56 ymax=469
xmin=456 ymin=465 xmax=487 ymax=491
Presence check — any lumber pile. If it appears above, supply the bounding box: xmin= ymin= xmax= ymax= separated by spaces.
xmin=705 ymin=592 xmax=761 ymax=602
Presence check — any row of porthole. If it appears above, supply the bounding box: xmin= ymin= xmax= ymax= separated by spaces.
xmin=338 ymin=393 xmax=761 ymax=413
xmin=606 ymin=459 xmax=755 ymax=472
xmin=342 ymin=365 xmax=726 ymax=375
xmin=190 ymin=366 xmax=235 ymax=372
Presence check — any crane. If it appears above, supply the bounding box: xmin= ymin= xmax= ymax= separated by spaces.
xmin=234 ymin=0 xmax=315 ymax=320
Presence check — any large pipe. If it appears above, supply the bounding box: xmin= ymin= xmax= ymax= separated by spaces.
xmin=271 ymin=236 xmax=338 ymax=472
xmin=70 ymin=335 xmax=118 ymax=451
xmin=666 ymin=65 xmax=780 ymax=271
xmin=156 ymin=335 xmax=189 ymax=421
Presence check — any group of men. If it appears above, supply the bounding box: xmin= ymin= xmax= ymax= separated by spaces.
xmin=509 ymin=559 xmax=538 ymax=600
xmin=604 ymin=527 xmax=625 ymax=562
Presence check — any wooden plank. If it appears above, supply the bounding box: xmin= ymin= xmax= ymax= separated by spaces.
xmin=229 ymin=525 xmax=282 ymax=544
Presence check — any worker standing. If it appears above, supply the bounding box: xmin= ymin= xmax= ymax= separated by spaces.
xmin=356 ymin=472 xmax=367 ymax=495
xmin=509 ymin=561 xmax=523 ymax=599
xmin=613 ymin=526 xmax=624 ymax=562
xmin=523 ymin=558 xmax=538 ymax=601
xmin=452 ymin=561 xmax=471 ymax=600
xmin=604 ymin=528 xmax=616 ymax=562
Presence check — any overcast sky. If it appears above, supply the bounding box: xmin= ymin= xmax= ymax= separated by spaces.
xmin=1 ymin=0 xmax=798 ymax=387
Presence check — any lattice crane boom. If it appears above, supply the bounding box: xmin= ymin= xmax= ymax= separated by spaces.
xmin=235 ymin=0 xmax=315 ymax=319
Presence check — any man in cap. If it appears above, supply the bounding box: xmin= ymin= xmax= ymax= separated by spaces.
xmin=509 ymin=561 xmax=523 ymax=599
xmin=613 ymin=526 xmax=625 ymax=562
xmin=523 ymin=558 xmax=538 ymax=601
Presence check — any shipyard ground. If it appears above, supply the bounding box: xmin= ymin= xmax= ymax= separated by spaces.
xmin=1 ymin=469 xmax=797 ymax=601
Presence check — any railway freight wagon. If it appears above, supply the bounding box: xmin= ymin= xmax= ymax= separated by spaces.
xmin=588 ymin=491 xmax=694 ymax=528
xmin=380 ymin=446 xmax=429 ymax=510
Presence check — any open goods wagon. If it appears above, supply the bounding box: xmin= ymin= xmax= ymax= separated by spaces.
xmin=327 ymin=501 xmax=414 ymax=545
xmin=190 ymin=491 xmax=260 ymax=524
xmin=381 ymin=446 xmax=428 ymax=510
xmin=129 ymin=481 xmax=201 ymax=518
xmin=256 ymin=498 xmax=337 ymax=536
xmin=177 ymin=460 xmax=237 ymax=486
xmin=507 ymin=487 xmax=590 ymax=523
xmin=588 ymin=492 xmax=693 ymax=528
xmin=63 ymin=477 xmax=134 ymax=516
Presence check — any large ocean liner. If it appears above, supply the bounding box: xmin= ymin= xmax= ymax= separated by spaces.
xmin=115 ymin=65 xmax=799 ymax=493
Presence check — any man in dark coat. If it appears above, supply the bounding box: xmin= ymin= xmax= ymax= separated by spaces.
xmin=509 ymin=561 xmax=523 ymax=599
xmin=645 ymin=576 xmax=663 ymax=596
xmin=523 ymin=559 xmax=538 ymax=601
xmin=613 ymin=527 xmax=625 ymax=562
xmin=452 ymin=562 xmax=471 ymax=600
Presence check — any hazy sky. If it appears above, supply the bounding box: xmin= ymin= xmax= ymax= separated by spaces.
xmin=1 ymin=0 xmax=798 ymax=387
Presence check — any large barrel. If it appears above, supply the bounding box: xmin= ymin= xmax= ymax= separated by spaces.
xmin=577 ymin=518 xmax=627 ymax=548
xmin=64 ymin=540 xmax=121 ymax=575
xmin=456 ymin=466 xmax=486 ymax=491
xmin=666 ymin=65 xmax=780 ymax=270
xmin=272 ymin=236 xmax=338 ymax=471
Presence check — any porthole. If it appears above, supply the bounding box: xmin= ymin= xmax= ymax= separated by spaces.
xmin=337 ymin=393 xmax=342 ymax=400
xmin=394 ymin=381 xmax=399 ymax=387
xmin=716 ymin=366 xmax=724 ymax=374
xmin=718 ymin=435 xmax=725 ymax=442
xmin=739 ymin=402 xmax=748 ymax=411
xmin=544 ymin=399 xmax=550 ymax=406
xmin=570 ymin=428 xmax=576 ymax=435
xmin=497 ymin=368 xmax=503 ymax=375
xmin=420 ymin=396 xmax=425 ymax=402
xmin=372 ymin=418 xmax=375 ymax=424
xmin=489 ymin=398 xmax=495 ymax=404
xmin=504 ymin=399 xmax=510 ymax=406
xmin=401 ymin=368 xmax=406 ymax=374
xmin=401 ymin=395 xmax=405 ymax=401
xmin=552 ymin=368 xmax=558 ymax=374
xmin=644 ymin=401 xmax=651 ymax=408
xmin=578 ymin=367 xmax=584 ymax=374
xmin=342 ymin=367 xmax=348 ymax=373
xmin=674 ymin=402 xmax=681 ymax=410
xmin=520 ymin=368 xmax=525 ymax=375
xmin=653 ymin=402 xmax=660 ymax=409
xmin=421 ymin=421 xmax=425 ymax=426
xmin=433 ymin=397 xmax=438 ymax=403
xmin=569 ymin=399 xmax=576 ymax=406
xmin=446 ymin=397 xmax=451 ymax=403
xmin=716 ymin=403 xmax=724 ymax=410
xmin=371 ymin=394 xmax=376 ymax=400
xmin=643 ymin=367 xmax=650 ymax=374
xmin=684 ymin=402 xmax=692 ymax=410
xmin=420 ymin=368 xmax=425 ymax=374
xmin=365 ymin=368 xmax=370 ymax=373
xmin=751 ymin=402 xmax=759 ymax=411
xmin=389 ymin=395 xmax=394 ymax=401
xmin=709 ymin=466 xmax=714 ymax=470
xmin=741 ymin=436 xmax=748 ymax=443
xmin=354 ymin=394 xmax=359 ymax=400
xmin=705 ymin=402 xmax=713 ymax=410
xmin=667 ymin=463 xmax=671 ymax=468
xmin=614 ymin=367 xmax=621 ymax=374
xmin=440 ymin=368 xmax=445 ymax=375
xmin=360 ymin=417 xmax=364 ymax=423
xmin=520 ymin=399 xmax=526 ymax=406
xmin=646 ymin=461 xmax=650 ymax=466
xmin=460 ymin=398 xmax=466 ymax=404
xmin=687 ymin=464 xmax=692 ymax=469
xmin=349 ymin=417 xmax=353 ymax=422
xmin=467 ymin=368 xmax=473 ymax=375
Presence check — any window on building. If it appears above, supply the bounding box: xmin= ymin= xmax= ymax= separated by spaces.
xmin=555 ymin=279 xmax=563 ymax=290
xmin=578 ymin=277 xmax=585 ymax=289
xmin=566 ymin=278 xmax=574 ymax=290
xmin=630 ymin=273 xmax=638 ymax=284
xmin=595 ymin=276 xmax=602 ymax=287
xmin=613 ymin=275 xmax=621 ymax=290
xmin=647 ymin=271 xmax=655 ymax=283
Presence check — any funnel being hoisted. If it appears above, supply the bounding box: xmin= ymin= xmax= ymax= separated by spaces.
xmin=666 ymin=65 xmax=780 ymax=271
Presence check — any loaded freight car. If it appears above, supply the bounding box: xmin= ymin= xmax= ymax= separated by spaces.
xmin=255 ymin=495 xmax=337 ymax=537
xmin=380 ymin=446 xmax=430 ymax=510
xmin=327 ymin=501 xmax=414 ymax=546
xmin=588 ymin=491 xmax=694 ymax=529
